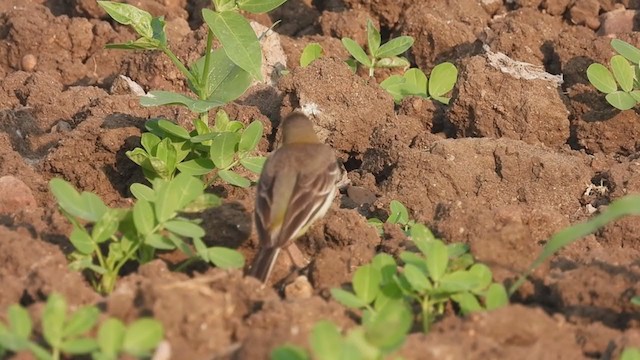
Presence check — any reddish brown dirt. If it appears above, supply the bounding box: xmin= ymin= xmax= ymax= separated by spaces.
xmin=1 ymin=0 xmax=640 ymax=359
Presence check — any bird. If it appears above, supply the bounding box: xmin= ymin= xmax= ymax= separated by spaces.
xmin=248 ymin=111 xmax=341 ymax=283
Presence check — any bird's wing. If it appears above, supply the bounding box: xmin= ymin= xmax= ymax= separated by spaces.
xmin=275 ymin=159 xmax=341 ymax=247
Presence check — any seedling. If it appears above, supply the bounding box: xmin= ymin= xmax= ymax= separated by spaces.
xmin=342 ymin=19 xmax=413 ymax=77
xmin=587 ymin=39 xmax=640 ymax=110
xmin=49 ymin=174 xmax=245 ymax=294
xmin=271 ymin=319 xmax=409 ymax=360
xmin=0 ymin=293 xmax=163 ymax=360
xmin=126 ymin=109 xmax=266 ymax=186
xmin=98 ymin=1 xmax=280 ymax=186
xmin=380 ymin=63 xmax=458 ymax=105
xmin=509 ymin=194 xmax=640 ymax=295
xmin=621 ymin=348 xmax=640 ymax=360
xmin=300 ymin=43 xmax=323 ymax=67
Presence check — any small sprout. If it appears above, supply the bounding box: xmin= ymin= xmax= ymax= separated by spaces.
xmin=0 ymin=293 xmax=164 ymax=360
xmin=300 ymin=43 xmax=323 ymax=67
xmin=126 ymin=110 xmax=266 ymax=187
xmin=342 ymin=19 xmax=413 ymax=77
xmin=380 ymin=63 xmax=458 ymax=105
xmin=50 ymin=174 xmax=245 ymax=294
xmin=587 ymin=38 xmax=640 ymax=110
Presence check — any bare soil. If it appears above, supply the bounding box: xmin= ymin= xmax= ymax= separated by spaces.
xmin=1 ymin=0 xmax=640 ymax=359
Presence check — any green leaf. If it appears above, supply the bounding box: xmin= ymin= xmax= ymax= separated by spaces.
xmin=380 ymin=75 xmax=406 ymax=102
xmin=140 ymin=91 xmax=224 ymax=113
xmin=97 ymin=1 xmax=153 ymax=38
xmin=42 ymin=293 xmax=67 ymax=348
xmin=388 ymin=200 xmax=409 ymax=225
xmin=190 ymin=48 xmax=253 ymax=104
xmin=130 ymin=183 xmax=155 ymax=202
xmin=632 ymin=296 xmax=640 ymax=306
xmin=133 ymin=199 xmax=155 ymax=235
xmin=366 ymin=19 xmax=381 ymax=56
xmin=611 ymin=55 xmax=635 ymax=92
xmin=182 ymin=193 xmax=222 ymax=212
xmin=438 ymin=270 xmax=480 ymax=293
xmin=271 ymin=346 xmax=310 ymax=360
xmin=141 ymin=133 xmax=161 ymax=153
xmin=207 ymin=247 xmax=245 ymax=268
xmin=330 ymin=288 xmax=368 ymax=309
xmin=425 ymin=240 xmax=448 ymax=282
xmin=92 ymin=210 xmax=120 ymax=243
xmin=451 ymin=291 xmax=483 ymax=315
xmin=468 ymin=263 xmax=492 ymax=291
xmin=485 ymin=283 xmax=509 ymax=310
xmin=631 ymin=90 xmax=640 ymax=102
xmin=210 ymin=132 xmax=241 ymax=169
xmin=122 ymin=319 xmax=164 ymax=357
xmin=237 ymin=0 xmax=288 ymax=13
xmin=447 ymin=242 xmax=469 ymax=258
xmin=611 ymin=38 xmax=640 ymax=64
xmin=126 ymin=148 xmax=149 ymax=167
xmin=621 ymin=347 xmax=640 ymax=360
xmin=202 ymin=10 xmax=263 ymax=81
xmin=402 ymin=264 xmax=431 ymax=292
xmin=240 ymin=156 xmax=266 ymax=174
xmin=49 ymin=179 xmax=107 ymax=222
xmin=164 ymin=220 xmax=205 ymax=238
xmin=376 ymin=56 xmax=410 ymax=69
xmin=177 ymin=158 xmax=216 ymax=176
xmin=144 ymin=234 xmax=175 ymax=250
xmin=239 ymin=121 xmax=263 ymax=152
xmin=429 ymin=62 xmax=458 ymax=98
xmin=409 ymin=223 xmax=435 ymax=252
xmin=157 ymin=119 xmax=191 ymax=140
xmin=371 ymin=253 xmax=397 ymax=283
xmin=352 ymin=264 xmax=381 ymax=304
xmin=300 ymin=43 xmax=323 ymax=67
xmin=60 ymin=338 xmax=98 ymax=354
xmin=508 ymin=196 xmax=640 ymax=295
xmin=376 ymin=36 xmax=414 ymax=58
xmin=27 ymin=343 xmax=54 ymax=360
xmin=8 ymin=305 xmax=31 ymax=339
xmin=587 ymin=63 xmax=617 ymax=94
xmin=193 ymin=238 xmax=209 ymax=261
xmin=402 ymin=68 xmax=428 ymax=95
xmin=341 ymin=38 xmax=372 ymax=67
xmin=310 ymin=321 xmax=343 ymax=360
xmin=63 ymin=306 xmax=99 ymax=338
xmin=364 ymin=300 xmax=412 ymax=352
xmin=606 ymin=91 xmax=637 ymax=110
xmin=154 ymin=174 xmax=204 ymax=222
xmin=69 ymin=227 xmax=94 ymax=255
xmin=218 ymin=169 xmax=251 ymax=188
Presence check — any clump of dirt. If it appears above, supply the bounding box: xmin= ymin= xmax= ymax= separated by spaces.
xmin=1 ymin=0 xmax=640 ymax=358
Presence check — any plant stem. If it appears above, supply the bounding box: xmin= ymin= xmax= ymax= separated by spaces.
xmin=52 ymin=347 xmax=60 ymax=360
xmin=201 ymin=30 xmax=214 ymax=100
xmin=369 ymin=58 xmax=376 ymax=77
xmin=161 ymin=46 xmax=197 ymax=89
xmin=421 ymin=299 xmax=432 ymax=333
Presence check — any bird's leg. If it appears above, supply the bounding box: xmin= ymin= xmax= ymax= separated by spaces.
xmin=284 ymin=242 xmax=309 ymax=269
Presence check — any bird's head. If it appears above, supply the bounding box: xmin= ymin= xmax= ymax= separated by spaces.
xmin=281 ymin=112 xmax=321 ymax=145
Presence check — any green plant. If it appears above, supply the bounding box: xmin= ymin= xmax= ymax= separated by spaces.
xmin=621 ymin=348 xmax=640 ymax=360
xmin=50 ymin=174 xmax=244 ymax=294
xmin=0 ymin=293 xmax=163 ymax=360
xmin=98 ymin=1 xmax=279 ymax=185
xmin=380 ymin=64 xmax=458 ymax=105
xmin=271 ymin=319 xmax=408 ymax=360
xmin=587 ymin=39 xmax=640 ymax=110
xmin=126 ymin=109 xmax=266 ymax=186
xmin=342 ymin=20 xmax=413 ymax=77
xmin=98 ymin=0 xmax=284 ymax=119
xmin=509 ymin=194 xmax=640 ymax=295
xmin=300 ymin=43 xmax=323 ymax=67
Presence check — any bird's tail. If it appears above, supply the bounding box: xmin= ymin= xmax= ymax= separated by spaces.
xmin=248 ymin=247 xmax=281 ymax=283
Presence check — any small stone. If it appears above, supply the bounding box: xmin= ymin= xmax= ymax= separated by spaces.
xmin=569 ymin=0 xmax=600 ymax=27
xmin=597 ymin=9 xmax=639 ymax=35
xmin=21 ymin=54 xmax=37 ymax=72
xmin=543 ymin=0 xmax=571 ymax=15
xmin=0 ymin=176 xmax=37 ymax=214
xmin=51 ymin=121 xmax=72 ymax=133
xmin=284 ymin=275 xmax=313 ymax=300
xmin=346 ymin=185 xmax=377 ymax=206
